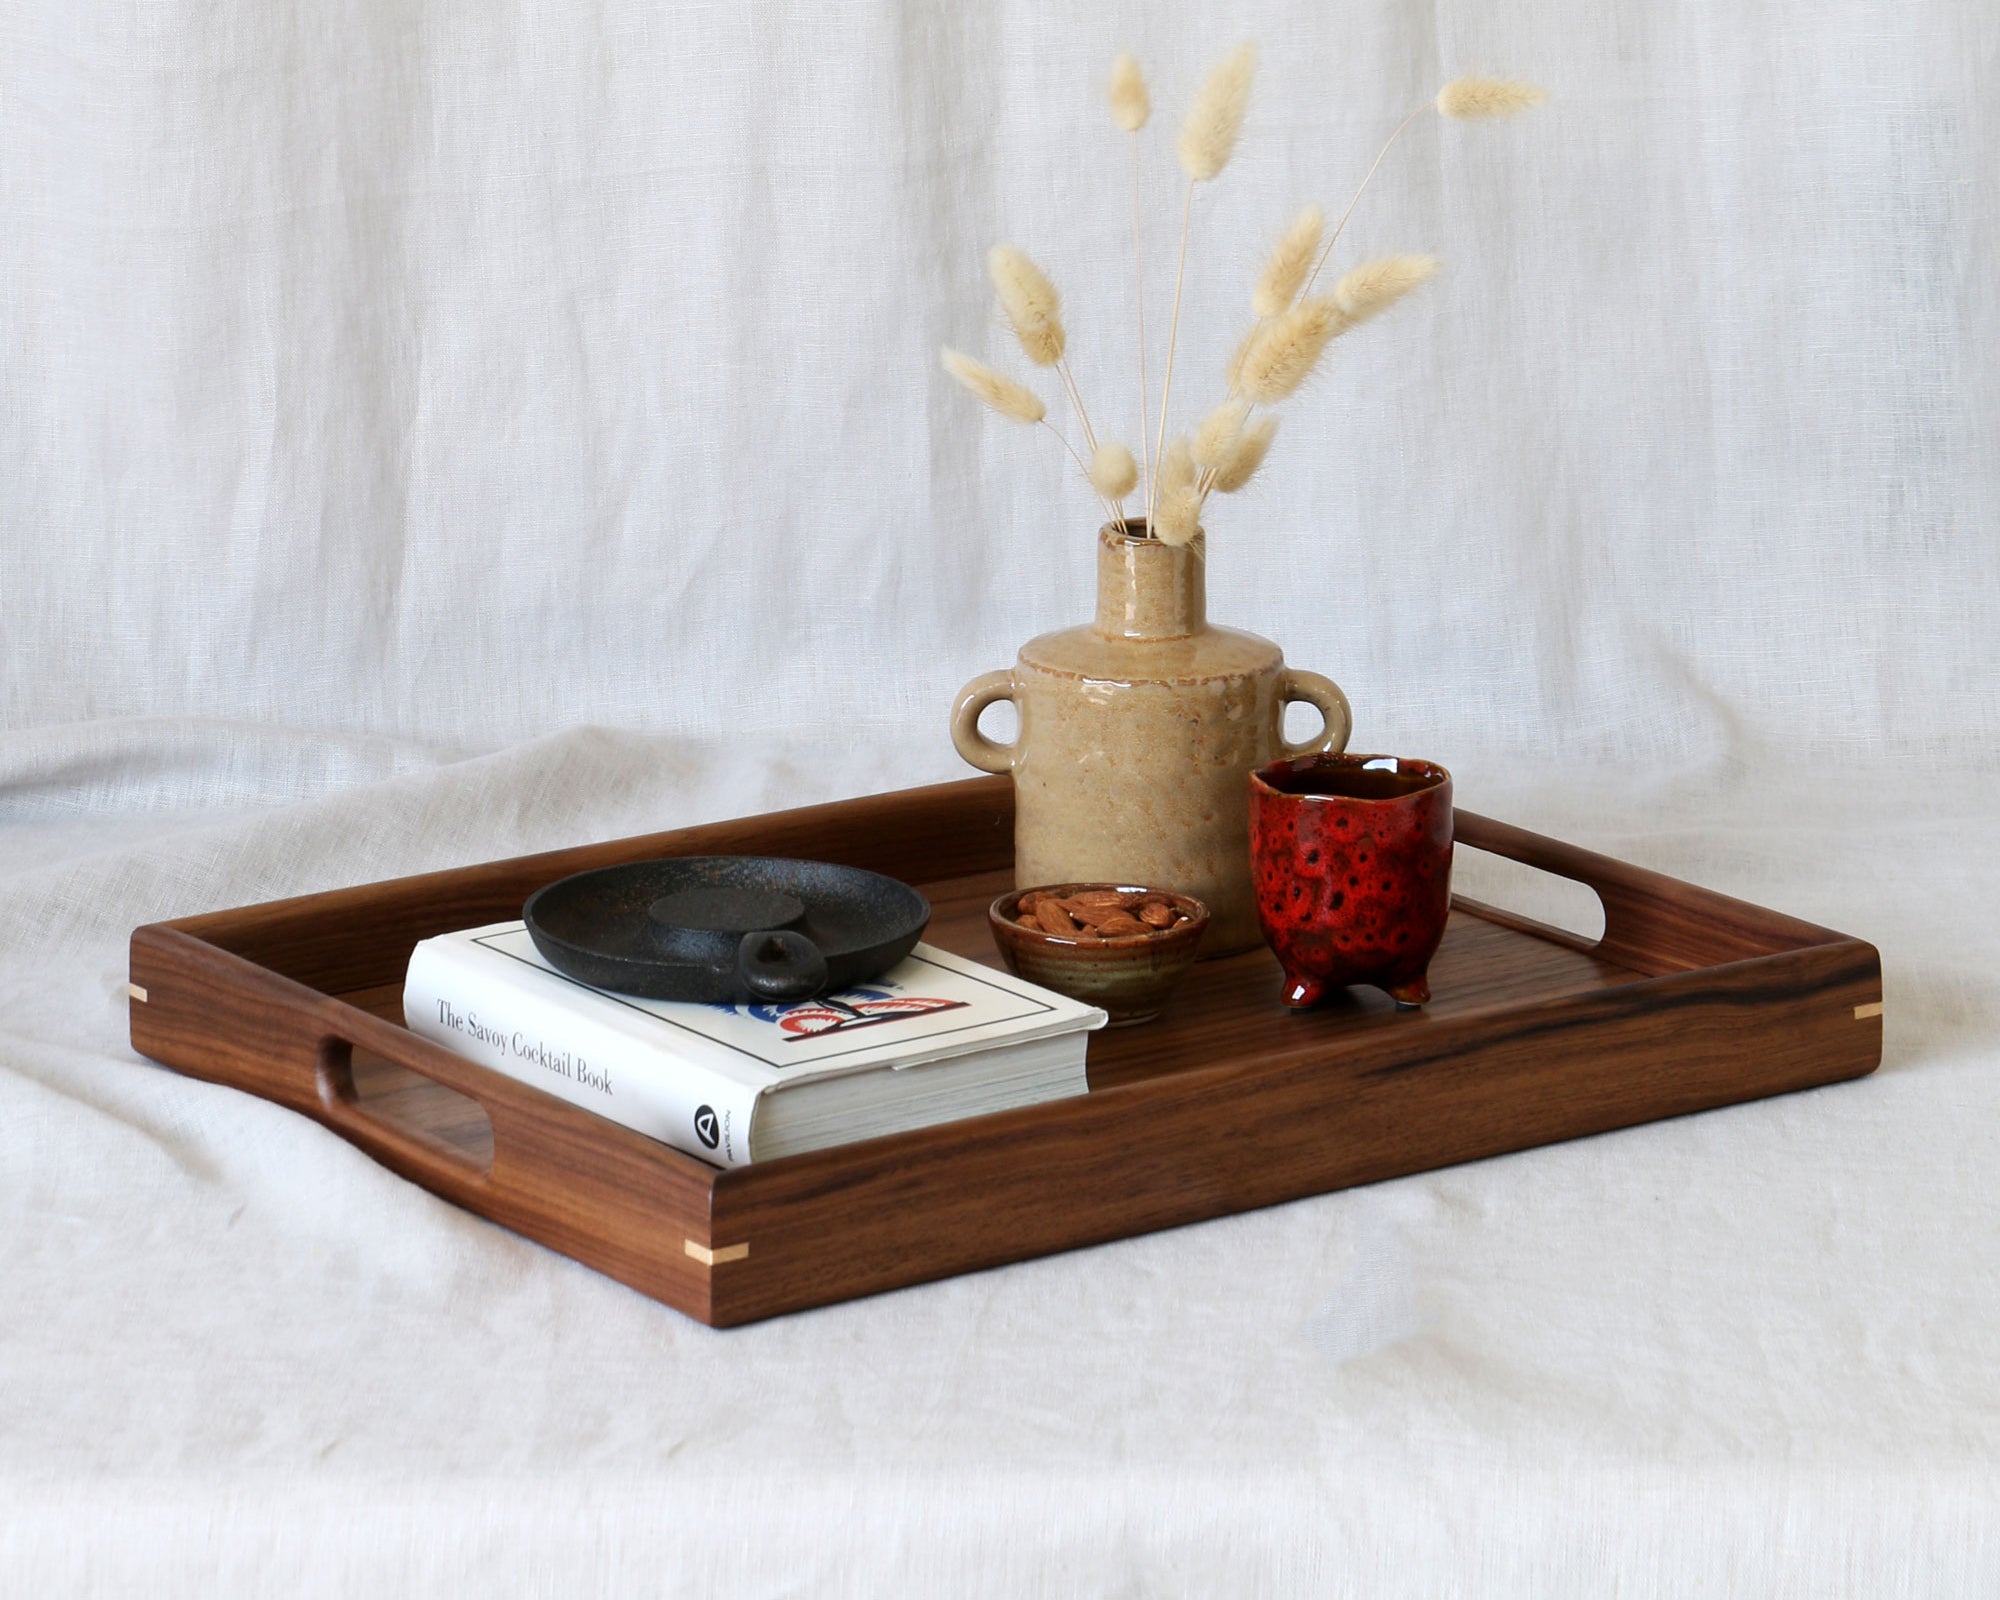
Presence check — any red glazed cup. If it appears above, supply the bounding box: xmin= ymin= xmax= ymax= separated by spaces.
xmin=1249 ymin=754 xmax=1453 ymax=1010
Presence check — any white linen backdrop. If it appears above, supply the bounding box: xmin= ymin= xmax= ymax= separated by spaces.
xmin=3 ymin=0 xmax=1998 ymax=1592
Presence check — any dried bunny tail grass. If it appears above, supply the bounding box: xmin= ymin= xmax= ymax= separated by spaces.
xmin=1211 ymin=413 xmax=1277 ymax=493
xmin=1158 ymin=435 xmax=1196 ymax=500
xmin=1109 ymin=53 xmax=1150 ymax=131
xmin=1113 ymin=53 xmax=1153 ymax=496
xmin=940 ymin=348 xmax=1045 ymax=423
xmin=1089 ymin=440 xmax=1139 ymax=501
xmin=1437 ymin=76 xmax=1548 ymax=118
xmin=1155 ymin=41 xmax=1256 ymax=509
xmin=1192 ymin=399 xmax=1247 ymax=469
xmin=1224 ymin=322 xmax=1255 ymax=394
xmin=987 ymin=245 xmax=1065 ymax=367
xmin=1300 ymin=103 xmax=1431 ymax=299
xmin=1334 ymin=255 xmax=1438 ymax=324
xmin=1178 ymin=42 xmax=1257 ymax=182
xmin=1235 ymin=296 xmax=1346 ymax=405
xmin=1253 ymin=206 xmax=1324 ymax=319
xmin=1153 ymin=485 xmax=1204 ymax=547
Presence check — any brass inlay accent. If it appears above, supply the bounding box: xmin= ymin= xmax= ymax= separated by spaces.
xmin=1853 ymin=1001 xmax=1883 ymax=1021
xmin=684 ymin=1239 xmax=750 ymax=1267
xmin=127 ymin=983 xmax=149 ymax=1003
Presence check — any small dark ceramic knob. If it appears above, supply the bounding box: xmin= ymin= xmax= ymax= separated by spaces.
xmin=734 ymin=929 xmax=830 ymax=1002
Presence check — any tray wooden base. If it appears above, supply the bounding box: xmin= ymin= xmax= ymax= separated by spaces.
xmin=130 ymin=778 xmax=1881 ymax=1326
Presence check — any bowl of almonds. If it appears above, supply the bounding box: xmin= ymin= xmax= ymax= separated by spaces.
xmin=989 ymin=883 xmax=1209 ymax=1026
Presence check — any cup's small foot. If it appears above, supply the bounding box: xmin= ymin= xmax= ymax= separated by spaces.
xmin=1282 ymin=972 xmax=1327 ymax=1009
xmin=1386 ymin=975 xmax=1431 ymax=1009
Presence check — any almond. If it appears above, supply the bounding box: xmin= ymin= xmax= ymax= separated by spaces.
xmin=1036 ymin=902 xmax=1082 ymax=937
xmin=1015 ymin=887 xmax=1194 ymax=941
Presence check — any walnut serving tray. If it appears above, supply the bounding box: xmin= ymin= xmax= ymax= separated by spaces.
xmin=128 ymin=778 xmax=1882 ymax=1327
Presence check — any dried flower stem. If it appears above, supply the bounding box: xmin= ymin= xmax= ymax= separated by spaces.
xmin=1109 ymin=51 xmax=1154 ymax=504
xmin=1192 ymin=454 xmax=1226 ymax=502
xmin=1129 ymin=137 xmax=1152 ymax=505
xmin=1039 ymin=419 xmax=1116 ymax=526
xmin=1056 ymin=358 xmax=1123 ymax=531
xmin=942 ymin=53 xmax=1539 ymax=546
xmin=1151 ymin=177 xmax=1196 ymax=524
xmin=1056 ymin=358 xmax=1100 ymax=454
xmin=1302 ymin=101 xmax=1431 ymax=299
xmin=1149 ymin=44 xmax=1255 ymax=530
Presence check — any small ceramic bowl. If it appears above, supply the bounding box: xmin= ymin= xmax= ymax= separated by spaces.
xmin=988 ymin=884 xmax=1209 ymax=1027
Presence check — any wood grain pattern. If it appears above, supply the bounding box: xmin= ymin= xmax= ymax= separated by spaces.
xmin=129 ymin=776 xmax=1883 ymax=1327
xmin=169 ymin=777 xmax=1017 ymax=996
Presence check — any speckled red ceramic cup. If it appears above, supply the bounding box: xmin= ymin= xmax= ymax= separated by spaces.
xmin=1249 ymin=754 xmax=1453 ymax=1010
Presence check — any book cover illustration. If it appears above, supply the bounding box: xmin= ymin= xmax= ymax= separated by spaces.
xmin=466 ymin=926 xmax=1073 ymax=1072
xmin=736 ymin=989 xmax=966 ymax=1040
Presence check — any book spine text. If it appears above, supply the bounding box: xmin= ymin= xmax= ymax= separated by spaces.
xmin=402 ymin=943 xmax=762 ymax=1166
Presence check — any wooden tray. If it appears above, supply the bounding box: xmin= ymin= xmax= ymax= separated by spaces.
xmin=128 ymin=777 xmax=1882 ymax=1327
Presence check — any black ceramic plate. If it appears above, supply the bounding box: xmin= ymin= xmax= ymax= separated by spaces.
xmin=522 ymin=857 xmax=931 ymax=1004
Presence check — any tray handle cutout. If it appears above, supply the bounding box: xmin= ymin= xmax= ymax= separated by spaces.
xmin=317 ymin=1037 xmax=496 ymax=1185
xmin=1450 ymin=809 xmax=1840 ymax=974
xmin=1451 ymin=843 xmax=1607 ymax=946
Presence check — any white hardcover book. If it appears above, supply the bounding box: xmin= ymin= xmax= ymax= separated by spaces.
xmin=403 ymin=922 xmax=1106 ymax=1167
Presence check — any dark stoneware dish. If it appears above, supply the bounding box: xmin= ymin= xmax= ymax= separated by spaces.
xmin=524 ymin=857 xmax=930 ymax=1003
xmin=1249 ymin=754 xmax=1453 ymax=1010
xmin=988 ymin=884 xmax=1209 ymax=1026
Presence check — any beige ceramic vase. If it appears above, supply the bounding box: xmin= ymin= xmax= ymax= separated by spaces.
xmin=951 ymin=525 xmax=1352 ymax=955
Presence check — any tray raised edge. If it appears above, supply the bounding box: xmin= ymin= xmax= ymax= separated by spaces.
xmin=128 ymin=776 xmax=1883 ymax=1327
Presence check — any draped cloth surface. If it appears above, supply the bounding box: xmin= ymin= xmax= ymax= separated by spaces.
xmin=2 ymin=0 xmax=1996 ymax=1590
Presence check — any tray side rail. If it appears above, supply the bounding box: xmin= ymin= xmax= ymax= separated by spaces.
xmin=1452 ymin=810 xmax=1854 ymax=975
xmin=156 ymin=777 xmax=1016 ymax=998
xmin=705 ymin=934 xmax=1884 ymax=1324
xmin=129 ymin=924 xmax=729 ymax=1322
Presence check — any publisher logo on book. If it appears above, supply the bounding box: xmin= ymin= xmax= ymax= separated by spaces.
xmin=693 ymin=1105 xmax=720 ymax=1150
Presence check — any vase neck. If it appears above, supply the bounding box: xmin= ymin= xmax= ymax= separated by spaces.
xmin=1092 ymin=524 xmax=1205 ymax=641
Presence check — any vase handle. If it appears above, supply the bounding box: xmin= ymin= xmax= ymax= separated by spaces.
xmin=1279 ymin=669 xmax=1353 ymax=758
xmin=951 ymin=669 xmax=1020 ymax=774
